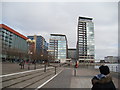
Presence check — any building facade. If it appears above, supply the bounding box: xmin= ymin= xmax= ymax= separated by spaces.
xmin=104 ymin=56 xmax=118 ymax=63
xmin=0 ymin=24 xmax=28 ymax=62
xmin=27 ymin=35 xmax=48 ymax=61
xmin=77 ymin=16 xmax=95 ymax=63
xmin=68 ymin=49 xmax=77 ymax=60
xmin=49 ymin=34 xmax=68 ymax=63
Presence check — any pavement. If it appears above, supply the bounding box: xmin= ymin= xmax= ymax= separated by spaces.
xmin=1 ymin=62 xmax=63 ymax=89
xmin=42 ymin=68 xmax=72 ymax=88
xmin=2 ymin=62 xmax=61 ymax=75
xmin=2 ymin=62 xmax=44 ymax=75
xmin=42 ymin=66 xmax=119 ymax=89
xmin=1 ymin=63 xmax=119 ymax=89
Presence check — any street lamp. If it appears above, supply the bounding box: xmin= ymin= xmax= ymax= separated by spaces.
xmin=41 ymin=54 xmax=43 ymax=63
xmin=41 ymin=54 xmax=46 ymax=72
xmin=48 ymin=56 xmax=50 ymax=66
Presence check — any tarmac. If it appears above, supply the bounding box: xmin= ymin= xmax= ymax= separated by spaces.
xmin=41 ymin=66 xmax=119 ymax=88
xmin=0 ymin=63 xmax=119 ymax=89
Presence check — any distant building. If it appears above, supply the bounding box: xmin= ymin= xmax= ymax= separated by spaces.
xmin=68 ymin=49 xmax=77 ymax=60
xmin=0 ymin=24 xmax=28 ymax=62
xmin=27 ymin=35 xmax=48 ymax=61
xmin=104 ymin=56 xmax=118 ymax=63
xmin=77 ymin=16 xmax=95 ymax=63
xmin=48 ymin=34 xmax=68 ymax=63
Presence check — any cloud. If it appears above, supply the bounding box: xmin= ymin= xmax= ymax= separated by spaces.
xmin=0 ymin=2 xmax=2 ymax=24
xmin=2 ymin=2 xmax=118 ymax=60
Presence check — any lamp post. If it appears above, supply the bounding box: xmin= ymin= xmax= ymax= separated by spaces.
xmin=28 ymin=52 xmax=32 ymax=70
xmin=41 ymin=54 xmax=46 ymax=72
xmin=48 ymin=56 xmax=50 ymax=66
xmin=34 ymin=59 xmax=36 ymax=70
xmin=41 ymin=54 xmax=43 ymax=64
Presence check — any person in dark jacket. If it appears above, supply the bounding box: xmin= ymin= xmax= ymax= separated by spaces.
xmin=91 ymin=65 xmax=116 ymax=90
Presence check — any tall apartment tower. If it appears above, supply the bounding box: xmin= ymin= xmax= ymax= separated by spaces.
xmin=77 ymin=16 xmax=95 ymax=63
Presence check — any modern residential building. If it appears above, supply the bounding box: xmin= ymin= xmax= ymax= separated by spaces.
xmin=0 ymin=24 xmax=28 ymax=62
xmin=48 ymin=34 xmax=68 ymax=63
xmin=27 ymin=35 xmax=48 ymax=61
xmin=104 ymin=56 xmax=118 ymax=63
xmin=77 ymin=16 xmax=95 ymax=63
xmin=68 ymin=49 xmax=77 ymax=60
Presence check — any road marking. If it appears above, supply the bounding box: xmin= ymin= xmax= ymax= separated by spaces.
xmin=35 ymin=69 xmax=63 ymax=90
xmin=0 ymin=67 xmax=53 ymax=78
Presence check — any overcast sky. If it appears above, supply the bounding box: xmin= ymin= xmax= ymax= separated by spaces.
xmin=1 ymin=2 xmax=118 ymax=60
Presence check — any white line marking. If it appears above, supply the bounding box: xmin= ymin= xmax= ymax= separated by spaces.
xmin=0 ymin=67 xmax=53 ymax=78
xmin=35 ymin=69 xmax=63 ymax=90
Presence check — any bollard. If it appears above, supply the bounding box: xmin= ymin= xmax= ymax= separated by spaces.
xmin=44 ymin=64 xmax=46 ymax=72
xmin=55 ymin=66 xmax=56 ymax=74
xmin=74 ymin=68 xmax=76 ymax=76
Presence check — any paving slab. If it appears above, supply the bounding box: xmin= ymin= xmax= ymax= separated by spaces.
xmin=42 ymin=68 xmax=72 ymax=88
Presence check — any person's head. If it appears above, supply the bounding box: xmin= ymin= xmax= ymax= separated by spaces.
xmin=99 ymin=65 xmax=110 ymax=75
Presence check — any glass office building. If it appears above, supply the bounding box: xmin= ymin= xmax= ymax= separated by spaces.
xmin=0 ymin=24 xmax=28 ymax=61
xmin=28 ymin=35 xmax=48 ymax=53
xmin=27 ymin=35 xmax=48 ymax=60
xmin=49 ymin=34 xmax=68 ymax=63
xmin=68 ymin=49 xmax=77 ymax=60
xmin=77 ymin=17 xmax=95 ymax=63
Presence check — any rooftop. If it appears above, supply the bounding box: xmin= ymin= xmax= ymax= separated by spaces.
xmin=50 ymin=34 xmax=66 ymax=36
xmin=79 ymin=16 xmax=93 ymax=20
xmin=68 ymin=49 xmax=76 ymax=50
xmin=0 ymin=24 xmax=28 ymax=40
